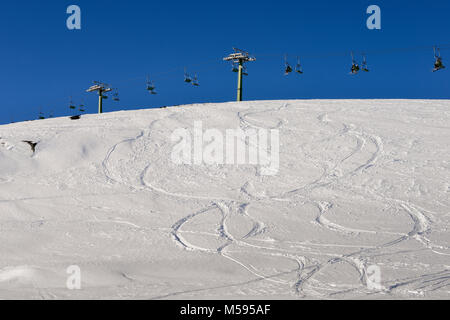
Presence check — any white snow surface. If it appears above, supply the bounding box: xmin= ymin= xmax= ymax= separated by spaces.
xmin=0 ymin=100 xmax=449 ymax=300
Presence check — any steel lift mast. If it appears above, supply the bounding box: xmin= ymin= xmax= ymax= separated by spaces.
xmin=223 ymin=48 xmax=256 ymax=101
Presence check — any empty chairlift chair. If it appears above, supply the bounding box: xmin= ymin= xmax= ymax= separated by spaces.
xmin=361 ymin=54 xmax=370 ymax=72
xmin=192 ymin=74 xmax=200 ymax=86
xmin=69 ymin=97 xmax=76 ymax=110
xmin=112 ymin=89 xmax=120 ymax=102
xmin=295 ymin=57 xmax=303 ymax=74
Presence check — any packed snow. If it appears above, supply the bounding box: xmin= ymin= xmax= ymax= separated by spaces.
xmin=0 ymin=100 xmax=449 ymax=299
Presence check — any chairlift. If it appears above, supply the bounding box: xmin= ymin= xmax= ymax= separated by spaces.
xmin=69 ymin=97 xmax=76 ymax=110
xmin=284 ymin=55 xmax=293 ymax=75
xmin=295 ymin=57 xmax=303 ymax=74
xmin=192 ymin=74 xmax=200 ymax=86
xmin=146 ymin=80 xmax=155 ymax=91
xmin=242 ymin=66 xmax=249 ymax=76
xmin=146 ymin=76 xmax=157 ymax=94
xmin=184 ymin=68 xmax=192 ymax=83
xmin=361 ymin=54 xmax=370 ymax=72
xmin=112 ymin=89 xmax=120 ymax=102
xmin=433 ymin=47 xmax=446 ymax=72
xmin=350 ymin=52 xmax=360 ymax=75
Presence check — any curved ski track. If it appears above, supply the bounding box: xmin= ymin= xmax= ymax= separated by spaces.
xmin=101 ymin=103 xmax=449 ymax=299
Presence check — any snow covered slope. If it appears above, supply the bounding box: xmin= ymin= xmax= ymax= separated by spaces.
xmin=0 ymin=100 xmax=449 ymax=299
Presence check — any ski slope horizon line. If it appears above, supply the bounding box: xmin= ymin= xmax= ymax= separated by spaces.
xmin=2 ymin=98 xmax=450 ymax=127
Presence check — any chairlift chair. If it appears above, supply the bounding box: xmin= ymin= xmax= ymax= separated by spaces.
xmin=295 ymin=57 xmax=303 ymax=74
xmin=192 ymin=74 xmax=200 ymax=86
xmin=147 ymin=83 xmax=155 ymax=91
xmin=184 ymin=68 xmax=192 ymax=83
xmin=69 ymin=97 xmax=76 ymax=110
xmin=433 ymin=47 xmax=446 ymax=72
xmin=361 ymin=54 xmax=370 ymax=72
xmin=112 ymin=89 xmax=120 ymax=102
xmin=350 ymin=52 xmax=360 ymax=75
xmin=285 ymin=64 xmax=293 ymax=75
xmin=146 ymin=76 xmax=154 ymax=90
xmin=351 ymin=64 xmax=360 ymax=74
xmin=284 ymin=55 xmax=293 ymax=75
xmin=148 ymin=86 xmax=157 ymax=94
xmin=146 ymin=76 xmax=157 ymax=94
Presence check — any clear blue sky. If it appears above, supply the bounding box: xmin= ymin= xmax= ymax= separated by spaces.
xmin=0 ymin=0 xmax=448 ymax=124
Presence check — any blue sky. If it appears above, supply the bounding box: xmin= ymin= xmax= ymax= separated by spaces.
xmin=0 ymin=0 xmax=448 ymax=124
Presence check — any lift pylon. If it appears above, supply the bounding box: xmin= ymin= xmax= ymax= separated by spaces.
xmin=223 ymin=48 xmax=256 ymax=101
xmin=86 ymin=82 xmax=112 ymax=114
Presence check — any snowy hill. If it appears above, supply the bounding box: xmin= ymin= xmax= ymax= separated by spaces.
xmin=0 ymin=100 xmax=449 ymax=299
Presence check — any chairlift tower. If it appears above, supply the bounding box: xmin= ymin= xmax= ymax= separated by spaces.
xmin=223 ymin=48 xmax=256 ymax=101
xmin=86 ymin=82 xmax=112 ymax=114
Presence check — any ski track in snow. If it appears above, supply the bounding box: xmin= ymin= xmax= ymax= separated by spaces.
xmin=0 ymin=100 xmax=449 ymax=299
xmin=74 ymin=101 xmax=450 ymax=298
